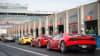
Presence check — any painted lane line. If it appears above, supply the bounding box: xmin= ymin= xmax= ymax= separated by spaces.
xmin=1 ymin=43 xmax=48 ymax=56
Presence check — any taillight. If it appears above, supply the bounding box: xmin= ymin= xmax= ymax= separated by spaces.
xmin=90 ymin=38 xmax=96 ymax=41
xmin=69 ymin=38 xmax=77 ymax=41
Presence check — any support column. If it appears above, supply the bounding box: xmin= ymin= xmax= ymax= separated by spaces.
xmin=38 ymin=19 xmax=41 ymax=36
xmin=54 ymin=13 xmax=58 ymax=34
xmin=28 ymin=22 xmax=31 ymax=34
xmin=77 ymin=7 xmax=81 ymax=34
xmin=25 ymin=24 xmax=27 ymax=35
xmin=19 ymin=25 xmax=21 ymax=37
xmin=64 ymin=11 xmax=66 ymax=33
xmin=33 ymin=21 xmax=36 ymax=37
xmin=18 ymin=25 xmax=20 ymax=37
xmin=32 ymin=21 xmax=34 ymax=36
xmin=98 ymin=1 xmax=100 ymax=35
xmin=45 ymin=16 xmax=49 ymax=35
xmin=21 ymin=25 xmax=23 ymax=37
xmin=80 ymin=6 xmax=85 ymax=34
xmin=65 ymin=11 xmax=69 ymax=33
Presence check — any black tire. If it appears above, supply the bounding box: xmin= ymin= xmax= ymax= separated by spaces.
xmin=60 ymin=41 xmax=66 ymax=53
xmin=88 ymin=48 xmax=96 ymax=52
xmin=21 ymin=40 xmax=24 ymax=45
xmin=38 ymin=40 xmax=42 ymax=48
xmin=18 ymin=40 xmax=20 ymax=45
xmin=47 ymin=42 xmax=51 ymax=50
xmin=31 ymin=41 xmax=34 ymax=47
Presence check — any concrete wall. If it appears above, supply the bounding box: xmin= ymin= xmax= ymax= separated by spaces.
xmin=8 ymin=1 xmax=100 ymax=36
xmin=67 ymin=7 xmax=81 ymax=33
xmin=83 ymin=2 xmax=98 ymax=21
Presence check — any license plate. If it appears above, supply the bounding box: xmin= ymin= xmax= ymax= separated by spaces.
xmin=79 ymin=45 xmax=87 ymax=48
xmin=81 ymin=45 xmax=87 ymax=48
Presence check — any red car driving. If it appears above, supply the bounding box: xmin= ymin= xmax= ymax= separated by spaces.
xmin=47 ymin=33 xmax=96 ymax=53
xmin=31 ymin=35 xmax=52 ymax=47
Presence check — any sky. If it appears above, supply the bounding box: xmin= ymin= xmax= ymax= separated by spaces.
xmin=0 ymin=0 xmax=97 ymax=12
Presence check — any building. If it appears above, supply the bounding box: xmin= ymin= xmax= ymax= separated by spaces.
xmin=0 ymin=3 xmax=52 ymax=35
xmin=8 ymin=1 xmax=100 ymax=37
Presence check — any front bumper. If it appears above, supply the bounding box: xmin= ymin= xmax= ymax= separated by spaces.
xmin=23 ymin=40 xmax=31 ymax=44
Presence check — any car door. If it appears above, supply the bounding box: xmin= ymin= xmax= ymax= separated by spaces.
xmin=51 ymin=35 xmax=59 ymax=49
xmin=55 ymin=35 xmax=63 ymax=48
xmin=35 ymin=36 xmax=40 ymax=46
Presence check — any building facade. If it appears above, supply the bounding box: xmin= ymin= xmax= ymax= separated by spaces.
xmin=8 ymin=1 xmax=100 ymax=37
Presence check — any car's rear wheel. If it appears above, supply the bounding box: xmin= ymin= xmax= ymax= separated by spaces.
xmin=38 ymin=40 xmax=42 ymax=48
xmin=88 ymin=48 xmax=96 ymax=52
xmin=31 ymin=41 xmax=34 ymax=47
xmin=21 ymin=40 xmax=23 ymax=45
xmin=47 ymin=42 xmax=51 ymax=50
xmin=61 ymin=41 xmax=66 ymax=53
xmin=18 ymin=41 xmax=20 ymax=45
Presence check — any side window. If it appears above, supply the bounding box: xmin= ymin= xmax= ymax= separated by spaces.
xmin=24 ymin=35 xmax=27 ymax=37
xmin=38 ymin=36 xmax=41 ymax=38
xmin=53 ymin=35 xmax=59 ymax=39
xmin=58 ymin=35 xmax=63 ymax=38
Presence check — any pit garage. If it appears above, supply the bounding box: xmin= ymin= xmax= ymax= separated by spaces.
xmin=82 ymin=2 xmax=98 ymax=35
xmin=41 ymin=18 xmax=46 ymax=35
xmin=48 ymin=15 xmax=54 ymax=35
xmin=68 ymin=8 xmax=79 ymax=33
xmin=57 ymin=12 xmax=66 ymax=34
xmin=30 ymin=26 xmax=33 ymax=35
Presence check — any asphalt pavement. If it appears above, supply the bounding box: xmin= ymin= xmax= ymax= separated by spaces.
xmin=0 ymin=41 xmax=100 ymax=56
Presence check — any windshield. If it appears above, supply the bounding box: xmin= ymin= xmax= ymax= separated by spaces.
xmin=4 ymin=35 xmax=9 ymax=37
xmin=43 ymin=35 xmax=52 ymax=37
xmin=69 ymin=34 xmax=87 ymax=37
xmin=24 ymin=35 xmax=33 ymax=37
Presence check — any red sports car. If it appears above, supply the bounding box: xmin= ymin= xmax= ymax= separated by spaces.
xmin=47 ymin=33 xmax=96 ymax=53
xmin=31 ymin=35 xmax=52 ymax=47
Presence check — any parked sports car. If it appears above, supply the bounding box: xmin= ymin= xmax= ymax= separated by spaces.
xmin=47 ymin=33 xmax=96 ymax=53
xmin=2 ymin=35 xmax=15 ymax=42
xmin=31 ymin=35 xmax=52 ymax=47
xmin=0 ymin=36 xmax=2 ymax=40
xmin=18 ymin=35 xmax=33 ymax=45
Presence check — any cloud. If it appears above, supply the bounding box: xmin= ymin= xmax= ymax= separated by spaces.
xmin=77 ymin=0 xmax=90 ymax=2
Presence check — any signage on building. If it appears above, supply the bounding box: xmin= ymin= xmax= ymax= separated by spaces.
xmin=70 ymin=14 xmax=77 ymax=18
xmin=89 ymin=10 xmax=93 ymax=15
xmin=87 ymin=16 xmax=92 ymax=20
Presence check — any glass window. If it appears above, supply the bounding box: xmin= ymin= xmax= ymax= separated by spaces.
xmin=43 ymin=35 xmax=52 ymax=37
xmin=53 ymin=35 xmax=59 ymax=39
xmin=24 ymin=35 xmax=33 ymax=37
xmin=69 ymin=34 xmax=87 ymax=37
xmin=58 ymin=35 xmax=63 ymax=38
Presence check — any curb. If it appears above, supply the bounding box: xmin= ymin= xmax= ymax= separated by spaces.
xmin=96 ymin=48 xmax=100 ymax=50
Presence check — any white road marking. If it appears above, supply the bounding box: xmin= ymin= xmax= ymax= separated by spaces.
xmin=0 ymin=43 xmax=48 ymax=56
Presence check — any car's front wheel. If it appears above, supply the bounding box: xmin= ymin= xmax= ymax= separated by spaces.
xmin=31 ymin=41 xmax=34 ymax=47
xmin=61 ymin=41 xmax=66 ymax=53
xmin=21 ymin=40 xmax=24 ymax=45
xmin=38 ymin=40 xmax=42 ymax=48
xmin=47 ymin=42 xmax=51 ymax=50
xmin=88 ymin=48 xmax=96 ymax=52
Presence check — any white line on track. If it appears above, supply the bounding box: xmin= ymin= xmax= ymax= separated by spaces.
xmin=0 ymin=43 xmax=48 ymax=56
